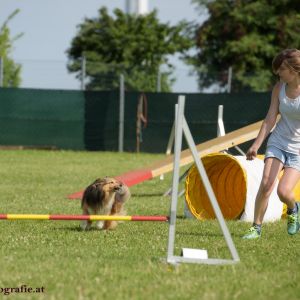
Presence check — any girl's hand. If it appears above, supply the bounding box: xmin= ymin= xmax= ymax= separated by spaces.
xmin=246 ymin=146 xmax=258 ymax=160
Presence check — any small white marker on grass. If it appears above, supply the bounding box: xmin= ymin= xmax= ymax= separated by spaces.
xmin=181 ymin=248 xmax=208 ymax=259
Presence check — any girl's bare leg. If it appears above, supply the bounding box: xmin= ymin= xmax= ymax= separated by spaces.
xmin=253 ymin=158 xmax=283 ymax=225
xmin=277 ymin=167 xmax=300 ymax=208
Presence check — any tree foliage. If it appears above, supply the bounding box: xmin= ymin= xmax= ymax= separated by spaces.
xmin=0 ymin=9 xmax=22 ymax=87
xmin=67 ymin=7 xmax=193 ymax=91
xmin=191 ymin=0 xmax=300 ymax=92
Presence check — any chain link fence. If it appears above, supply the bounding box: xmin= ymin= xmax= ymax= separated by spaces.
xmin=0 ymin=58 xmax=199 ymax=92
xmin=0 ymin=58 xmax=274 ymax=93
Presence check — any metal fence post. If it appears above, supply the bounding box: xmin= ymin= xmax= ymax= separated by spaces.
xmin=119 ymin=74 xmax=125 ymax=152
xmin=157 ymin=68 xmax=161 ymax=92
xmin=0 ymin=57 xmax=3 ymax=87
xmin=227 ymin=66 xmax=232 ymax=93
xmin=81 ymin=56 xmax=86 ymax=90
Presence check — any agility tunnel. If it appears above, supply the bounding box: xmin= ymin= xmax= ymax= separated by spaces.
xmin=0 ymin=214 xmax=168 ymax=222
xmin=185 ymin=153 xmax=300 ymax=222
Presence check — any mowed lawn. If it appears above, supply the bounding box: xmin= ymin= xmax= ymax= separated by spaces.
xmin=0 ymin=150 xmax=299 ymax=300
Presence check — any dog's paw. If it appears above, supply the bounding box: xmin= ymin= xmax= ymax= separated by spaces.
xmin=103 ymin=220 xmax=118 ymax=230
xmin=81 ymin=221 xmax=91 ymax=231
xmin=96 ymin=221 xmax=104 ymax=230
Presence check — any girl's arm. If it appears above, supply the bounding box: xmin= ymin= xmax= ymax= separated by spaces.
xmin=246 ymin=82 xmax=281 ymax=160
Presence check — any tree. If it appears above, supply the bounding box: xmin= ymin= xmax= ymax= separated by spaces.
xmin=191 ymin=0 xmax=300 ymax=92
xmin=67 ymin=7 xmax=193 ymax=91
xmin=0 ymin=9 xmax=22 ymax=87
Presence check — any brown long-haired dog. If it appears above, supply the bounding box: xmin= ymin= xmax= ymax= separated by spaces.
xmin=81 ymin=177 xmax=130 ymax=230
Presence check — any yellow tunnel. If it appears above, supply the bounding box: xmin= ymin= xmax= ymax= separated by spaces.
xmin=185 ymin=153 xmax=300 ymax=221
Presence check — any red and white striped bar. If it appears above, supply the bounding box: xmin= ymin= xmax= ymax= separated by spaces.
xmin=0 ymin=214 xmax=169 ymax=222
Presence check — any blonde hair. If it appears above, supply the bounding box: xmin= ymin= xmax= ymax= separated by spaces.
xmin=272 ymin=49 xmax=300 ymax=74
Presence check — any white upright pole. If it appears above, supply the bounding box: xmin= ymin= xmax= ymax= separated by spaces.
xmin=167 ymin=96 xmax=185 ymax=265
xmin=165 ymin=122 xmax=175 ymax=155
xmin=217 ymin=105 xmax=225 ymax=137
xmin=217 ymin=104 xmax=245 ymax=155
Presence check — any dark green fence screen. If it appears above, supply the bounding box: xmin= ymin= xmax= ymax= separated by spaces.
xmin=0 ymin=88 xmax=85 ymax=149
xmin=0 ymin=88 xmax=270 ymax=153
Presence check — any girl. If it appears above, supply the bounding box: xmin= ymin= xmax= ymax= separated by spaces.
xmin=243 ymin=49 xmax=300 ymax=239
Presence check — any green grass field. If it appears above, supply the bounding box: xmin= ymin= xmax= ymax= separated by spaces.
xmin=0 ymin=150 xmax=299 ymax=300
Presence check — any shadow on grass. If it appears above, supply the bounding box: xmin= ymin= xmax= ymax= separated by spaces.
xmin=51 ymin=226 xmax=104 ymax=233
xmin=131 ymin=192 xmax=165 ymax=197
xmin=176 ymin=230 xmax=226 ymax=238
xmin=51 ymin=225 xmax=131 ymax=234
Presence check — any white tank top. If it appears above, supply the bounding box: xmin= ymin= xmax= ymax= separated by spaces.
xmin=267 ymin=83 xmax=300 ymax=154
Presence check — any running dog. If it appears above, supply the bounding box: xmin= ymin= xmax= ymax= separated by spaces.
xmin=81 ymin=177 xmax=130 ymax=230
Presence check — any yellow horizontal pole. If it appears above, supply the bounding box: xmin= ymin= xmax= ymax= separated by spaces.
xmin=0 ymin=214 xmax=168 ymax=222
xmin=7 ymin=214 xmax=50 ymax=220
xmin=89 ymin=215 xmax=132 ymax=221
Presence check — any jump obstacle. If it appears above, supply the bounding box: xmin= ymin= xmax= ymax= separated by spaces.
xmin=166 ymin=96 xmax=240 ymax=265
xmin=1 ymin=96 xmax=240 ymax=266
xmin=0 ymin=214 xmax=168 ymax=222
